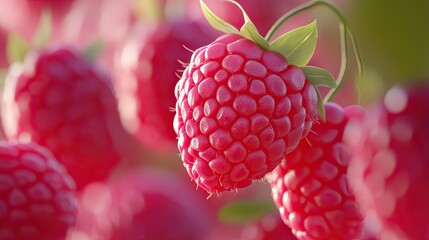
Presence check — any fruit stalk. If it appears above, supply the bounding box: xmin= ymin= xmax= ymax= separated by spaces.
xmin=265 ymin=0 xmax=364 ymax=102
xmin=324 ymin=22 xmax=348 ymax=103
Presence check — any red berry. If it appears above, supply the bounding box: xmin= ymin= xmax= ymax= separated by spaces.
xmin=1 ymin=47 xmax=128 ymax=190
xmin=346 ymin=84 xmax=429 ymax=240
xmin=115 ymin=19 xmax=218 ymax=151
xmin=269 ymin=103 xmax=363 ymax=239
xmin=175 ymin=34 xmax=317 ymax=193
xmin=0 ymin=142 xmax=77 ymax=240
xmin=70 ymin=168 xmax=211 ymax=240
xmin=241 ymin=214 xmax=298 ymax=240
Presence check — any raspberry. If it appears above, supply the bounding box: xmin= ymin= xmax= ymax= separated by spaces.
xmin=115 ymin=19 xmax=217 ymax=151
xmin=70 ymin=168 xmax=211 ymax=240
xmin=241 ymin=214 xmax=298 ymax=240
xmin=346 ymin=84 xmax=429 ymax=240
xmin=1 ymin=47 xmax=128 ymax=190
xmin=174 ymin=34 xmax=317 ymax=193
xmin=0 ymin=142 xmax=77 ymax=240
xmin=268 ymin=103 xmax=363 ymax=240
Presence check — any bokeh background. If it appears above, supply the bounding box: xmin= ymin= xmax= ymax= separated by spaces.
xmin=0 ymin=0 xmax=428 ymax=239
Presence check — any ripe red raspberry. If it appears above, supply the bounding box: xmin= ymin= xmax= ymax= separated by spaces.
xmin=241 ymin=214 xmax=298 ymax=240
xmin=70 ymin=168 xmax=211 ymax=240
xmin=1 ymin=47 xmax=128 ymax=190
xmin=0 ymin=142 xmax=77 ymax=240
xmin=269 ymin=103 xmax=363 ymax=239
xmin=115 ymin=19 xmax=217 ymax=151
xmin=346 ymin=84 xmax=429 ymax=240
xmin=174 ymin=34 xmax=318 ymax=193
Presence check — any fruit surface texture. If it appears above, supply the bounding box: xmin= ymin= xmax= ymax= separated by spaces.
xmin=269 ymin=103 xmax=363 ymax=239
xmin=174 ymin=34 xmax=317 ymax=193
xmin=2 ymin=47 xmax=126 ymax=190
xmin=0 ymin=142 xmax=77 ymax=240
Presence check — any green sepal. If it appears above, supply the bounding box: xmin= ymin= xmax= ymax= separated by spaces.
xmin=7 ymin=32 xmax=30 ymax=64
xmin=227 ymin=0 xmax=270 ymax=49
xmin=270 ymin=20 xmax=318 ymax=67
xmin=200 ymin=0 xmax=239 ymax=35
xmin=32 ymin=10 xmax=52 ymax=49
xmin=302 ymin=66 xmax=337 ymax=88
xmin=83 ymin=39 xmax=104 ymax=62
xmin=315 ymin=89 xmax=326 ymax=122
xmin=218 ymin=200 xmax=276 ymax=224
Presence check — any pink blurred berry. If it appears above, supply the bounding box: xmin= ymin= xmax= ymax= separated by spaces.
xmin=70 ymin=168 xmax=211 ymax=240
xmin=115 ymin=19 xmax=217 ymax=151
xmin=0 ymin=142 xmax=77 ymax=240
xmin=2 ymin=47 xmax=128 ymax=190
xmin=346 ymin=83 xmax=429 ymax=240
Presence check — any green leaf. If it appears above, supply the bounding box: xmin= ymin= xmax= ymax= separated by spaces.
xmin=218 ymin=200 xmax=276 ymax=224
xmin=7 ymin=32 xmax=30 ymax=64
xmin=270 ymin=20 xmax=318 ymax=67
xmin=200 ymin=0 xmax=239 ymax=35
xmin=227 ymin=0 xmax=269 ymax=49
xmin=83 ymin=39 xmax=104 ymax=61
xmin=32 ymin=10 xmax=52 ymax=48
xmin=302 ymin=66 xmax=337 ymax=88
xmin=315 ymin=89 xmax=326 ymax=122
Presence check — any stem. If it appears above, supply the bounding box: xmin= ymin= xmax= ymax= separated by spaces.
xmin=324 ymin=23 xmax=348 ymax=102
xmin=266 ymin=0 xmax=349 ymax=41
xmin=266 ymin=0 xmax=364 ymax=101
xmin=347 ymin=28 xmax=365 ymax=76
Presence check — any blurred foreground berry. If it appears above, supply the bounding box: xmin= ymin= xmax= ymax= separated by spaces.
xmin=0 ymin=142 xmax=77 ymax=240
xmin=2 ymin=47 xmax=128 ymax=190
xmin=346 ymin=83 xmax=429 ymax=240
xmin=269 ymin=103 xmax=363 ymax=239
xmin=115 ymin=19 xmax=217 ymax=152
xmin=70 ymin=168 xmax=211 ymax=240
